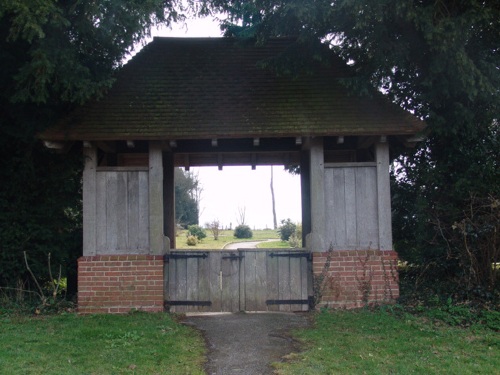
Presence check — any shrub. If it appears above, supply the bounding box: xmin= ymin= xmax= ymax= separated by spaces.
xmin=288 ymin=233 xmax=300 ymax=248
xmin=186 ymin=235 xmax=197 ymax=246
xmin=187 ymin=225 xmax=206 ymax=241
xmin=278 ymin=219 xmax=296 ymax=241
xmin=234 ymin=225 xmax=252 ymax=239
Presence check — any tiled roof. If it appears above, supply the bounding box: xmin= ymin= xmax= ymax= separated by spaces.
xmin=41 ymin=37 xmax=425 ymax=141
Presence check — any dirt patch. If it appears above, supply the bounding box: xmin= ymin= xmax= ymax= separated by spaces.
xmin=183 ymin=312 xmax=311 ymax=375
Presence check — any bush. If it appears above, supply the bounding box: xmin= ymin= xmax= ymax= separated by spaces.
xmin=187 ymin=225 xmax=206 ymax=241
xmin=186 ymin=235 xmax=197 ymax=246
xmin=278 ymin=219 xmax=297 ymax=241
xmin=288 ymin=233 xmax=300 ymax=248
xmin=234 ymin=225 xmax=252 ymax=239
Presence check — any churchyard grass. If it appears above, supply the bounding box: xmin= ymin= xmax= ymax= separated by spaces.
xmin=0 ymin=312 xmax=205 ymax=375
xmin=257 ymin=240 xmax=291 ymax=248
xmin=176 ymin=229 xmax=280 ymax=249
xmin=273 ymin=308 xmax=500 ymax=374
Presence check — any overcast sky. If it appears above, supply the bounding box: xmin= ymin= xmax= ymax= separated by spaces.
xmin=145 ymin=15 xmax=303 ymax=229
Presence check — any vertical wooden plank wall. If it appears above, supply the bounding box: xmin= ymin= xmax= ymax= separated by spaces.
xmin=324 ymin=165 xmax=380 ymax=250
xmin=94 ymin=170 xmax=150 ymax=253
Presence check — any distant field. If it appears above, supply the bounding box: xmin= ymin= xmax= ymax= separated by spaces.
xmin=175 ymin=229 xmax=280 ymax=249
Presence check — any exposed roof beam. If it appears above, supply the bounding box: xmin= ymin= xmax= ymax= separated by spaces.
xmin=357 ymin=136 xmax=377 ymax=149
xmin=96 ymin=141 xmax=117 ymax=153
xmin=218 ymin=154 xmax=223 ymax=170
xmin=43 ymin=141 xmax=66 ymax=150
xmin=43 ymin=141 xmax=74 ymax=154
xmin=404 ymin=134 xmax=426 ymax=148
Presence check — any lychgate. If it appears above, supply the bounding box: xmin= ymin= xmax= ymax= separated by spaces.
xmin=41 ymin=38 xmax=424 ymax=313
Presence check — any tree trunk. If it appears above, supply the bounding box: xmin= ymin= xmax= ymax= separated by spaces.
xmin=271 ymin=166 xmax=278 ymax=230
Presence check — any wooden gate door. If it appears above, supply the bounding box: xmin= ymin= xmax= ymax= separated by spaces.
xmin=165 ymin=249 xmax=311 ymax=313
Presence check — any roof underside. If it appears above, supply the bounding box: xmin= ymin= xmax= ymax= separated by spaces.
xmin=42 ymin=37 xmax=425 ymax=141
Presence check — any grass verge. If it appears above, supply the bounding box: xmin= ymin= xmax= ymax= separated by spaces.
xmin=0 ymin=312 xmax=205 ymax=375
xmin=256 ymin=240 xmax=291 ymax=248
xmin=274 ymin=309 xmax=500 ymax=374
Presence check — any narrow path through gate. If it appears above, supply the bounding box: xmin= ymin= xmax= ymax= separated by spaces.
xmin=164 ymin=249 xmax=311 ymax=313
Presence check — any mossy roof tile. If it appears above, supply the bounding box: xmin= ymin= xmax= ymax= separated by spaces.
xmin=42 ymin=37 xmax=425 ymax=141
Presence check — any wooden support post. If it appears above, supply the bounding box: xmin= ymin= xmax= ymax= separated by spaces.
xmin=375 ymin=142 xmax=393 ymax=250
xmin=300 ymin=150 xmax=311 ymax=248
xmin=83 ymin=145 xmax=97 ymax=256
xmin=163 ymin=151 xmax=175 ymax=249
xmin=149 ymin=142 xmax=164 ymax=255
xmin=306 ymin=137 xmax=326 ymax=251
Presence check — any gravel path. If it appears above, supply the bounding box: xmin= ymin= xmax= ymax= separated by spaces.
xmin=183 ymin=312 xmax=311 ymax=375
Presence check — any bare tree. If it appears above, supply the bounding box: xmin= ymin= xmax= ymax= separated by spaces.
xmin=207 ymin=219 xmax=221 ymax=240
xmin=270 ymin=166 xmax=278 ymax=229
xmin=236 ymin=206 xmax=246 ymax=226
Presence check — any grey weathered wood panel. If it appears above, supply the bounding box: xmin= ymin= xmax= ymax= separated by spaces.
xmin=324 ymin=165 xmax=379 ymax=250
xmin=243 ymin=251 xmax=257 ymax=311
xmin=197 ymin=255 xmax=211 ymax=313
xmin=221 ymin=252 xmax=240 ymax=312
xmin=278 ymin=255 xmax=291 ymax=312
xmin=355 ymin=167 xmax=379 ymax=249
xmin=266 ymin=253 xmax=280 ymax=312
xmin=94 ymin=170 xmax=150 ymax=254
xmin=208 ymin=252 xmax=222 ymax=312
xmin=254 ymin=251 xmax=268 ymax=311
xmin=289 ymin=254 xmax=302 ymax=311
xmin=167 ymin=249 xmax=310 ymax=313
xmin=95 ymin=171 xmax=107 ymax=251
xmin=186 ymin=257 xmax=199 ymax=307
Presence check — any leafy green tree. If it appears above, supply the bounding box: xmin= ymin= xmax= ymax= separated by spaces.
xmin=202 ymin=0 xmax=500 ymax=299
xmin=0 ymin=0 xmax=182 ymax=294
xmin=174 ymin=168 xmax=201 ymax=228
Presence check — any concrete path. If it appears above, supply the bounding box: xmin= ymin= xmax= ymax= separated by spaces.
xmin=223 ymin=239 xmax=276 ymax=249
xmin=183 ymin=312 xmax=310 ymax=375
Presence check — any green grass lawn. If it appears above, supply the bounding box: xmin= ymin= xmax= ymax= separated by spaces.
xmin=1 ymin=308 xmax=498 ymax=374
xmin=256 ymin=240 xmax=291 ymax=248
xmin=0 ymin=312 xmax=205 ymax=375
xmin=176 ymin=229 xmax=280 ymax=249
xmin=273 ymin=309 xmax=500 ymax=374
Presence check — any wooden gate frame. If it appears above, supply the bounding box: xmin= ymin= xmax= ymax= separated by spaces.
xmin=164 ymin=248 xmax=312 ymax=313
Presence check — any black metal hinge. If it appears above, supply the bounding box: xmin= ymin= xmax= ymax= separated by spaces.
xmin=163 ymin=252 xmax=208 ymax=262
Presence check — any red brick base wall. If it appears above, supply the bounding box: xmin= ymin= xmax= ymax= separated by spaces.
xmin=312 ymin=250 xmax=399 ymax=309
xmin=78 ymin=255 xmax=164 ymax=314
